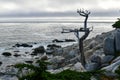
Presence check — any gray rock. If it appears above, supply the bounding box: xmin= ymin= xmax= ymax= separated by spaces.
xmin=67 ymin=49 xmax=79 ymax=59
xmin=48 ymin=56 xmax=65 ymax=69
xmin=48 ymin=56 xmax=65 ymax=63
xmin=0 ymin=75 xmax=18 ymax=80
xmin=102 ymin=59 xmax=120 ymax=72
xmin=89 ymin=49 xmax=104 ymax=61
xmin=100 ymin=63 xmax=109 ymax=68
xmin=46 ymin=48 xmax=54 ymax=54
xmin=112 ymin=56 xmax=120 ymax=63
xmin=101 ymin=55 xmax=114 ymax=64
xmin=68 ymin=55 xmax=81 ymax=64
xmin=71 ymin=62 xmax=86 ymax=72
xmin=90 ymin=55 xmax=101 ymax=63
xmin=40 ymin=55 xmax=48 ymax=60
xmin=85 ymin=62 xmax=100 ymax=71
xmin=32 ymin=46 xmax=45 ymax=54
xmin=88 ymin=40 xmax=98 ymax=49
xmin=115 ymin=29 xmax=120 ymax=52
xmin=68 ymin=50 xmax=76 ymax=58
xmin=53 ymin=48 xmax=63 ymax=56
xmin=103 ymin=37 xmax=115 ymax=55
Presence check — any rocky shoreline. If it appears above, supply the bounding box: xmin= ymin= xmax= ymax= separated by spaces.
xmin=0 ymin=29 xmax=120 ymax=79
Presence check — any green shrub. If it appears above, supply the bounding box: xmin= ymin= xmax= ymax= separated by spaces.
xmin=112 ymin=18 xmax=120 ymax=28
xmin=115 ymin=66 xmax=120 ymax=80
xmin=14 ymin=60 xmax=105 ymax=80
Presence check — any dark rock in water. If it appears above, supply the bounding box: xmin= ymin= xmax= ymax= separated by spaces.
xmin=101 ymin=55 xmax=114 ymax=64
xmin=31 ymin=53 xmax=37 ymax=56
xmin=15 ymin=43 xmax=33 ymax=47
xmin=34 ymin=42 xmax=37 ymax=44
xmin=46 ymin=49 xmax=54 ymax=54
xmin=25 ymin=52 xmax=29 ymax=54
xmin=47 ymin=44 xmax=61 ymax=48
xmin=2 ymin=52 xmax=12 ymax=57
xmin=103 ymin=37 xmax=115 ymax=55
xmin=52 ymin=39 xmax=64 ymax=43
xmin=65 ymin=39 xmax=76 ymax=42
xmin=115 ymin=29 xmax=120 ymax=52
xmin=0 ymin=61 xmax=2 ymax=66
xmin=52 ymin=39 xmax=75 ymax=43
xmin=90 ymin=55 xmax=101 ymax=63
xmin=13 ymin=53 xmax=21 ymax=57
xmin=32 ymin=46 xmax=45 ymax=54
xmin=46 ymin=44 xmax=61 ymax=54
xmin=13 ymin=50 xmax=20 ymax=52
xmin=85 ymin=62 xmax=100 ymax=71
xmin=25 ymin=61 xmax=33 ymax=64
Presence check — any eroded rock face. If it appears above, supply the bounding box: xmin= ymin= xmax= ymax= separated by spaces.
xmin=103 ymin=37 xmax=115 ymax=55
xmin=115 ymin=29 xmax=120 ymax=52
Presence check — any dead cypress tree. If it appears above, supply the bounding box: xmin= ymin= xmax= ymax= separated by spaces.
xmin=62 ymin=9 xmax=92 ymax=67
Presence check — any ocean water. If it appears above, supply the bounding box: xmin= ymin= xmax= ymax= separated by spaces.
xmin=0 ymin=21 xmax=114 ymax=48
xmin=0 ymin=18 xmax=116 ymax=76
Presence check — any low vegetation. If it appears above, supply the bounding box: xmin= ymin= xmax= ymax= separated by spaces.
xmin=14 ymin=60 xmax=106 ymax=80
xmin=112 ymin=18 xmax=120 ymax=28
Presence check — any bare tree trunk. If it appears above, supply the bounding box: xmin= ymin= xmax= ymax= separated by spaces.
xmin=62 ymin=9 xmax=91 ymax=67
xmin=79 ymin=29 xmax=90 ymax=67
xmin=79 ymin=39 xmax=86 ymax=67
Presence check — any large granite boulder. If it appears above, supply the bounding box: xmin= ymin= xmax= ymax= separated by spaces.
xmin=85 ymin=62 xmax=100 ymax=71
xmin=70 ymin=62 xmax=86 ymax=72
xmin=90 ymin=55 xmax=101 ymax=63
xmin=115 ymin=29 xmax=120 ymax=52
xmin=101 ymin=55 xmax=114 ymax=64
xmin=102 ymin=59 xmax=120 ymax=72
xmin=103 ymin=37 xmax=115 ymax=55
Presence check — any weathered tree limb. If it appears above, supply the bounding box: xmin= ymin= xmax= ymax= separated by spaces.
xmin=62 ymin=9 xmax=91 ymax=67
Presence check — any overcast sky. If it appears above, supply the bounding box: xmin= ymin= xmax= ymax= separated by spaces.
xmin=0 ymin=0 xmax=120 ymax=17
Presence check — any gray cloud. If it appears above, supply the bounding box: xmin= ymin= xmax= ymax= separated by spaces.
xmin=0 ymin=0 xmax=120 ymax=17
